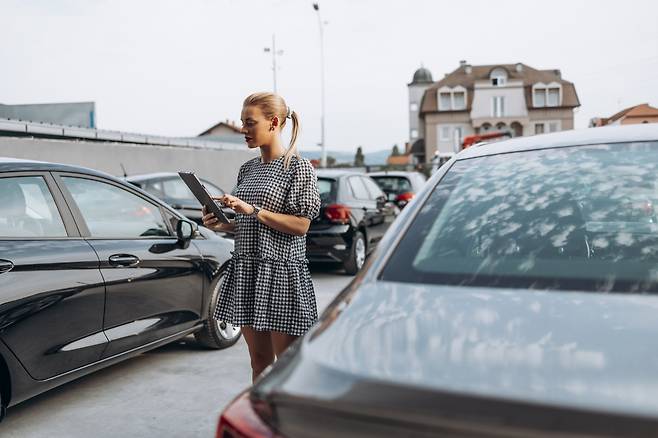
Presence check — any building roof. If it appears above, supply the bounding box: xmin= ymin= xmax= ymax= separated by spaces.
xmin=199 ymin=120 xmax=243 ymax=136
xmin=410 ymin=67 xmax=433 ymax=85
xmin=607 ymin=103 xmax=658 ymax=123
xmin=0 ymin=102 xmax=95 ymax=128
xmin=420 ymin=63 xmax=580 ymax=115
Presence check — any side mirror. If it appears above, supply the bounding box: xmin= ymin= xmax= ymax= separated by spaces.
xmin=176 ymin=220 xmax=196 ymax=248
xmin=376 ymin=195 xmax=387 ymax=209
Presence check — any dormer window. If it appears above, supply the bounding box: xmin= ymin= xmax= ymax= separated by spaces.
xmin=533 ymin=82 xmax=562 ymax=107
xmin=490 ymin=68 xmax=508 ymax=86
xmin=437 ymin=86 xmax=467 ymax=111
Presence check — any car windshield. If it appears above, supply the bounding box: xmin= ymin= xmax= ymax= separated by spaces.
xmin=371 ymin=176 xmax=412 ymax=194
xmin=381 ymin=141 xmax=658 ymax=293
xmin=318 ymin=178 xmax=336 ymax=204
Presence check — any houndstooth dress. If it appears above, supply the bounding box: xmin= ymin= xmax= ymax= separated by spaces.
xmin=213 ymin=155 xmax=321 ymax=336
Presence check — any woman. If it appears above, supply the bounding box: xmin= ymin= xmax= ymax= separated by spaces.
xmin=202 ymin=92 xmax=321 ymax=382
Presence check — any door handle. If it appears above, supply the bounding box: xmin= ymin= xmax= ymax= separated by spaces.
xmin=0 ymin=260 xmax=14 ymax=274
xmin=108 ymin=254 xmax=140 ymax=267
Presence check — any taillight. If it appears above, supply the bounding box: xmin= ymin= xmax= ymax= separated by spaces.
xmin=216 ymin=391 xmax=279 ymax=438
xmin=324 ymin=204 xmax=351 ymax=224
xmin=395 ymin=192 xmax=414 ymax=208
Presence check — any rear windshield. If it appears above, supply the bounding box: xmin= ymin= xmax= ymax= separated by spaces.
xmin=371 ymin=176 xmax=412 ymax=194
xmin=318 ymin=178 xmax=337 ymax=204
xmin=381 ymin=141 xmax=658 ymax=293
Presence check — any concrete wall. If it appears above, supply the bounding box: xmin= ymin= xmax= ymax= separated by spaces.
xmin=0 ymin=136 xmax=256 ymax=190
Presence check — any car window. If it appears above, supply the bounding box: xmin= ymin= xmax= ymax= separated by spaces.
xmin=381 ymin=141 xmax=658 ymax=293
xmin=0 ymin=176 xmax=67 ymax=238
xmin=201 ymin=180 xmax=225 ymax=197
xmin=162 ymin=178 xmax=197 ymax=204
xmin=143 ymin=180 xmax=165 ymax=199
xmin=62 ymin=177 xmax=171 ymax=238
xmin=362 ymin=177 xmax=385 ymax=200
xmin=371 ymin=176 xmax=412 ymax=194
xmin=318 ymin=178 xmax=337 ymax=204
xmin=348 ymin=176 xmax=370 ymax=200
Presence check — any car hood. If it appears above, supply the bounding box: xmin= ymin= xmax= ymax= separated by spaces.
xmin=263 ymin=282 xmax=658 ymax=422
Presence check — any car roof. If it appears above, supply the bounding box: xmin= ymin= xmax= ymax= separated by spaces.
xmin=457 ymin=124 xmax=658 ymax=160
xmin=125 ymin=172 xmax=182 ymax=182
xmin=0 ymin=156 xmax=121 ymax=181
xmin=316 ymin=169 xmax=365 ymax=178
xmin=368 ymin=171 xmax=418 ymax=177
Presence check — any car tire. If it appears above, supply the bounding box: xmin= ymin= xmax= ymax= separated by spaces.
xmin=194 ymin=272 xmax=242 ymax=349
xmin=343 ymin=231 xmax=366 ymax=275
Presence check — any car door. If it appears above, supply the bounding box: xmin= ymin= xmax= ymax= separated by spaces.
xmin=360 ymin=176 xmax=390 ymax=245
xmin=0 ymin=172 xmax=107 ymax=380
xmin=54 ymin=173 xmax=206 ymax=358
xmin=346 ymin=176 xmax=379 ymax=247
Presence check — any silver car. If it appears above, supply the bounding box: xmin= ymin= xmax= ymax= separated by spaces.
xmin=217 ymin=124 xmax=658 ymax=437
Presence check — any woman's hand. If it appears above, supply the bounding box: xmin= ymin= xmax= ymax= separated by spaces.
xmin=217 ymin=194 xmax=254 ymax=215
xmin=201 ymin=204 xmax=235 ymax=232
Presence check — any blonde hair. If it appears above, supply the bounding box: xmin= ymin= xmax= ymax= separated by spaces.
xmin=243 ymin=92 xmax=300 ymax=169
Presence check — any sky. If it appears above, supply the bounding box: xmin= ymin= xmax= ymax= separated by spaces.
xmin=1 ymin=0 xmax=657 ymax=153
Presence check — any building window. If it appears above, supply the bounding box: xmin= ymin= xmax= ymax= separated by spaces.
xmin=439 ymin=92 xmax=451 ymax=110
xmin=547 ymin=88 xmax=560 ymax=107
xmin=440 ymin=126 xmax=451 ymax=141
xmin=454 ymin=127 xmax=463 ymax=145
xmin=548 ymin=122 xmax=559 ymax=132
xmin=453 ymin=92 xmax=466 ymax=110
xmin=411 ymin=129 xmax=418 ymax=139
xmin=410 ymin=102 xmax=418 ymax=111
xmin=492 ymin=96 xmax=505 ymax=118
xmin=490 ymin=68 xmax=508 ymax=86
xmin=535 ymin=123 xmax=545 ymax=135
xmin=533 ymin=85 xmax=561 ymax=107
xmin=534 ymin=88 xmax=546 ymax=107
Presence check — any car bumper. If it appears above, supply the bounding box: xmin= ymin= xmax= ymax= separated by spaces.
xmin=306 ymin=225 xmax=351 ymax=263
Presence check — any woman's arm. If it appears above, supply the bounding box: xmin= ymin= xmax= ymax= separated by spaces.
xmin=219 ymin=194 xmax=310 ymax=236
xmin=255 ymin=208 xmax=310 ymax=236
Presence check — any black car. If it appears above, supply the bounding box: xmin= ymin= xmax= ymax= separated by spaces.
xmin=305 ymin=170 xmax=395 ymax=274
xmin=217 ymin=125 xmax=658 ymax=437
xmin=0 ymin=157 xmax=240 ymax=419
xmin=125 ymin=172 xmax=235 ymax=232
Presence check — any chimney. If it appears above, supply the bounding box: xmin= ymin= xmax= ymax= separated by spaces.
xmin=459 ymin=60 xmax=467 ymax=67
xmin=515 ymin=63 xmax=523 ymax=73
xmin=465 ymin=65 xmax=472 ymax=74
xmin=553 ymin=69 xmax=562 ymax=78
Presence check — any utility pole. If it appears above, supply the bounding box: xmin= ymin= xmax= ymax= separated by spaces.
xmin=313 ymin=3 xmax=327 ymax=168
xmin=264 ymin=34 xmax=283 ymax=93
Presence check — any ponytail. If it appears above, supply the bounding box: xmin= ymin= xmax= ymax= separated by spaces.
xmin=283 ymin=110 xmax=300 ymax=170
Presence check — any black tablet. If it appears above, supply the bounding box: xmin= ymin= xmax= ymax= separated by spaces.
xmin=178 ymin=172 xmax=230 ymax=224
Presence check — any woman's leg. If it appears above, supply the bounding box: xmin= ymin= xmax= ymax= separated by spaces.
xmin=241 ymin=326 xmax=274 ymax=382
xmin=271 ymin=331 xmax=299 ymax=358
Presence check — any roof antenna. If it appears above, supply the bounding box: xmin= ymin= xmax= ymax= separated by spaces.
xmin=120 ymin=163 xmax=128 ymax=178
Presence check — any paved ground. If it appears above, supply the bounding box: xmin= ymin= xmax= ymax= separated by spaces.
xmin=2 ymin=264 xmax=353 ymax=438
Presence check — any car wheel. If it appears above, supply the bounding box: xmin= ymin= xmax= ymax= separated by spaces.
xmin=343 ymin=231 xmax=366 ymax=275
xmin=194 ymin=272 xmax=242 ymax=349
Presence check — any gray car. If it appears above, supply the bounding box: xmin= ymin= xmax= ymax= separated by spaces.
xmin=216 ymin=124 xmax=658 ymax=437
xmin=368 ymin=170 xmax=427 ymax=209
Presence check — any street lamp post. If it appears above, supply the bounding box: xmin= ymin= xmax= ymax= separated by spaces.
xmin=313 ymin=3 xmax=327 ymax=168
xmin=264 ymin=34 xmax=283 ymax=93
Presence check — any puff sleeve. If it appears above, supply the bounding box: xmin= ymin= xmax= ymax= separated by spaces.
xmin=284 ymin=158 xmax=321 ymax=220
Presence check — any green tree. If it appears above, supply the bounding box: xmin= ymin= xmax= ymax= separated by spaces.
xmin=391 ymin=144 xmax=401 ymax=156
xmin=354 ymin=146 xmax=365 ymax=167
xmin=327 ymin=155 xmax=336 ymax=167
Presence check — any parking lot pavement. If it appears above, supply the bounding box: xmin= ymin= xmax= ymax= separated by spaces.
xmin=2 ymin=264 xmax=353 ymax=438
